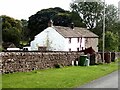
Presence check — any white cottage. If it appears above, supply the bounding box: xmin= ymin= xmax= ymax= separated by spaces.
xmin=30 ymin=21 xmax=98 ymax=52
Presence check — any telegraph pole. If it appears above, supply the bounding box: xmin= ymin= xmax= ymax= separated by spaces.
xmin=0 ymin=17 xmax=2 ymax=51
xmin=102 ymin=0 xmax=105 ymax=63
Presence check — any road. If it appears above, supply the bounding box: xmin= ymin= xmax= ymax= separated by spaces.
xmin=78 ymin=70 xmax=119 ymax=88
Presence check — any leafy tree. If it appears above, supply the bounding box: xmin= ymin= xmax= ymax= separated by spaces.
xmin=28 ymin=7 xmax=62 ymax=40
xmin=52 ymin=13 xmax=71 ymax=27
xmin=105 ymin=31 xmax=119 ymax=51
xmin=103 ymin=5 xmax=119 ymax=51
xmin=98 ymin=31 xmax=119 ymax=52
xmin=21 ymin=19 xmax=29 ymax=41
xmin=3 ymin=28 xmax=21 ymax=46
xmin=70 ymin=11 xmax=86 ymax=27
xmin=105 ymin=5 xmax=118 ymax=32
xmin=70 ymin=1 xmax=104 ymax=29
xmin=1 ymin=15 xmax=22 ymax=47
xmin=28 ymin=7 xmax=85 ymax=41
xmin=114 ymin=21 xmax=120 ymax=51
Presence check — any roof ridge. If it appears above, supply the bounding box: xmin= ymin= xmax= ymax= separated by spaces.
xmin=53 ymin=26 xmax=98 ymax=38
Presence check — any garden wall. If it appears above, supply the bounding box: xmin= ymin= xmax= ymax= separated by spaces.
xmin=1 ymin=52 xmax=84 ymax=74
xmin=1 ymin=52 xmax=120 ymax=74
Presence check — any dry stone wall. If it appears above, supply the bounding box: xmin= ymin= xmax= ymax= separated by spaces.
xmin=1 ymin=52 xmax=83 ymax=74
xmin=1 ymin=52 xmax=120 ymax=74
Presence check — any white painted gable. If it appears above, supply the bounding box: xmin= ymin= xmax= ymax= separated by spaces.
xmin=30 ymin=27 xmax=66 ymax=51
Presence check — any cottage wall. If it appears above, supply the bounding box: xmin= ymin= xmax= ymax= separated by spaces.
xmin=64 ymin=38 xmax=85 ymax=51
xmin=85 ymin=38 xmax=98 ymax=52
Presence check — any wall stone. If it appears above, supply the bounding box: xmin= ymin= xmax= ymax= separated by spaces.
xmin=1 ymin=52 xmax=84 ymax=74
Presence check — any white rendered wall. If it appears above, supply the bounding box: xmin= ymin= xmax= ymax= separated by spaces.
xmin=30 ymin=27 xmax=66 ymax=51
xmin=64 ymin=38 xmax=85 ymax=51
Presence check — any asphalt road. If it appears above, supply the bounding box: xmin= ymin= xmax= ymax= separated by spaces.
xmin=78 ymin=70 xmax=119 ymax=88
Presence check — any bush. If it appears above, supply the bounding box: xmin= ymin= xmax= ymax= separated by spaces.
xmin=54 ymin=64 xmax=61 ymax=68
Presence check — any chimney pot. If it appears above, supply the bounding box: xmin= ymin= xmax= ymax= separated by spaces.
xmin=48 ymin=19 xmax=53 ymax=27
xmin=70 ymin=22 xmax=74 ymax=29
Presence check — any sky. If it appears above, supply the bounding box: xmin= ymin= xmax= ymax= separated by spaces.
xmin=0 ymin=0 xmax=120 ymax=20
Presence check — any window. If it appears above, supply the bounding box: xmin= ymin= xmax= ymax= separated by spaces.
xmin=85 ymin=38 xmax=88 ymax=43
xmin=69 ymin=38 xmax=71 ymax=43
xmin=82 ymin=47 xmax=84 ymax=50
xmin=77 ymin=38 xmax=79 ymax=43
xmin=69 ymin=48 xmax=71 ymax=51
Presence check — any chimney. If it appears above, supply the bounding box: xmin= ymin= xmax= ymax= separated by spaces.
xmin=70 ymin=22 xmax=74 ymax=30
xmin=48 ymin=19 xmax=53 ymax=27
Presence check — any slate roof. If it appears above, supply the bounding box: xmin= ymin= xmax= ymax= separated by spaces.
xmin=53 ymin=26 xmax=99 ymax=38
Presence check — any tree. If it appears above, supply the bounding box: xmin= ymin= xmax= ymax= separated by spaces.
xmin=1 ymin=15 xmax=22 ymax=47
xmin=21 ymin=19 xmax=29 ymax=41
xmin=28 ymin=7 xmax=85 ymax=41
xmin=69 ymin=11 xmax=86 ymax=27
xmin=28 ymin=7 xmax=63 ymax=40
xmin=114 ymin=21 xmax=120 ymax=51
xmin=70 ymin=1 xmax=104 ymax=29
xmin=52 ymin=13 xmax=71 ymax=27
xmin=105 ymin=31 xmax=119 ymax=51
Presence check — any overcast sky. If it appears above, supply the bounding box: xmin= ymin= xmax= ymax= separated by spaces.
xmin=0 ymin=0 xmax=119 ymax=20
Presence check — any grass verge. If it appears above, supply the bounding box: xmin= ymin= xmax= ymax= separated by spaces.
xmin=2 ymin=58 xmax=119 ymax=88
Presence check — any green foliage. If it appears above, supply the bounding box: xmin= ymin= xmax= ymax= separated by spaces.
xmin=28 ymin=7 xmax=85 ymax=40
xmin=2 ymin=28 xmax=21 ymax=46
xmin=1 ymin=15 xmax=29 ymax=48
xmin=70 ymin=11 xmax=86 ymax=27
xmin=70 ymin=1 xmax=103 ymax=29
xmin=21 ymin=19 xmax=29 ymax=41
xmin=54 ymin=64 xmax=61 ymax=68
xmin=98 ymin=38 xmax=103 ymax=51
xmin=52 ymin=13 xmax=71 ymax=27
xmin=1 ymin=15 xmax=22 ymax=47
xmin=105 ymin=5 xmax=118 ymax=26
xmin=28 ymin=7 xmax=61 ymax=40
xmin=105 ymin=31 xmax=119 ymax=51
xmin=98 ymin=31 xmax=119 ymax=52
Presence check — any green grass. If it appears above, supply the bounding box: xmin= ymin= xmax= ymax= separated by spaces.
xmin=0 ymin=74 xmax=1 ymax=89
xmin=2 ymin=59 xmax=119 ymax=88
